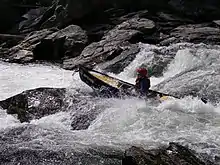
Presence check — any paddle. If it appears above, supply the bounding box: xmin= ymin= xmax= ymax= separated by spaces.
xmin=148 ymin=89 xmax=208 ymax=104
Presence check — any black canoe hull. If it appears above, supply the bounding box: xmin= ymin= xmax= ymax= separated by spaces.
xmin=78 ymin=65 xmax=174 ymax=98
xmin=79 ymin=66 xmax=134 ymax=97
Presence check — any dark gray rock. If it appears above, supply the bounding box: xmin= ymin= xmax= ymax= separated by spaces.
xmin=96 ymin=44 xmax=140 ymax=74
xmin=63 ymin=17 xmax=155 ymax=70
xmin=122 ymin=142 xmax=215 ymax=165
xmin=68 ymin=95 xmax=107 ymax=130
xmin=4 ymin=29 xmax=55 ymax=63
xmin=161 ymin=24 xmax=220 ymax=45
xmin=0 ymin=87 xmax=66 ymax=123
xmin=3 ymin=25 xmax=88 ymax=63
xmin=34 ymin=25 xmax=88 ymax=60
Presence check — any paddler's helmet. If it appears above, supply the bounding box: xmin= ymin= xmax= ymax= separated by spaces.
xmin=136 ymin=68 xmax=148 ymax=76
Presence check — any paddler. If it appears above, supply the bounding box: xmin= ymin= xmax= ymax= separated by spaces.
xmin=135 ymin=68 xmax=151 ymax=97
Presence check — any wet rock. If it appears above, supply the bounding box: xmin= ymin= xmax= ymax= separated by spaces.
xmin=162 ymin=24 xmax=220 ymax=45
xmin=63 ymin=17 xmax=155 ymax=70
xmin=71 ymin=112 xmax=100 ymax=130
xmin=122 ymin=142 xmax=214 ymax=165
xmin=96 ymin=44 xmax=140 ymax=74
xmin=68 ymin=95 xmax=107 ymax=130
xmin=3 ymin=25 xmax=88 ymax=63
xmin=0 ymin=87 xmax=66 ymax=123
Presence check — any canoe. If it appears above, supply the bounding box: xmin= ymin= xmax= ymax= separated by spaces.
xmin=78 ymin=65 xmax=175 ymax=99
xmin=78 ymin=65 xmax=208 ymax=104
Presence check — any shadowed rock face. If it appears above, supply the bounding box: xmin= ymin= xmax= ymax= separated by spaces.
xmin=2 ymin=25 xmax=88 ymax=63
xmin=0 ymin=88 xmax=66 ymax=122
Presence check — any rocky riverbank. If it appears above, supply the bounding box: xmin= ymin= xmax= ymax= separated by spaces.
xmin=1 ymin=0 xmax=220 ymax=72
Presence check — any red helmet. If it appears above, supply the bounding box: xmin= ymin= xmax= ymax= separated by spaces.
xmin=136 ymin=68 xmax=148 ymax=76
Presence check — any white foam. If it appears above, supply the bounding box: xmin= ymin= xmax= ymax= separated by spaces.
xmin=30 ymin=111 xmax=72 ymax=130
xmin=0 ymin=108 xmax=21 ymax=130
xmin=0 ymin=62 xmax=73 ymax=101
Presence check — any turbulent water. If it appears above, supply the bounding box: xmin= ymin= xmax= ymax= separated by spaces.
xmin=1 ymin=43 xmax=220 ymax=164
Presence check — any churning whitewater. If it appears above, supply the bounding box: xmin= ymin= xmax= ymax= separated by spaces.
xmin=1 ymin=43 xmax=220 ymax=163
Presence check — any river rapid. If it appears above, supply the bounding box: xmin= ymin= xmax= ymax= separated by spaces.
xmin=0 ymin=42 xmax=220 ymax=164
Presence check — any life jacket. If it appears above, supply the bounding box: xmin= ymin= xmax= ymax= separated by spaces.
xmin=135 ymin=76 xmax=150 ymax=95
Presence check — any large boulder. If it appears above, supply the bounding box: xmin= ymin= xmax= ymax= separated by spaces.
xmin=3 ymin=25 xmax=88 ymax=63
xmin=160 ymin=24 xmax=220 ymax=45
xmin=0 ymin=88 xmax=66 ymax=123
xmin=63 ymin=17 xmax=155 ymax=70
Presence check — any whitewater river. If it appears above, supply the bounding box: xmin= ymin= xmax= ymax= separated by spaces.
xmin=0 ymin=43 xmax=220 ymax=164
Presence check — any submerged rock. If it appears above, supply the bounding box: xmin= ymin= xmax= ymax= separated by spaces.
xmin=0 ymin=87 xmax=66 ymax=122
xmin=122 ymin=142 xmax=215 ymax=165
xmin=67 ymin=94 xmax=108 ymax=130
